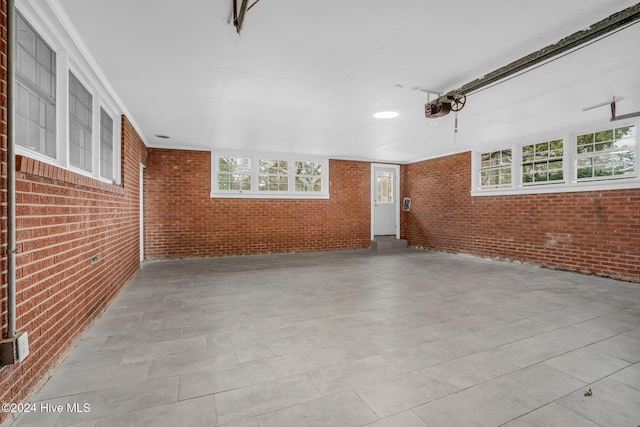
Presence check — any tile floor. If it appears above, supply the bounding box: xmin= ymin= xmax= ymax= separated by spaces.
xmin=9 ymin=249 xmax=640 ymax=427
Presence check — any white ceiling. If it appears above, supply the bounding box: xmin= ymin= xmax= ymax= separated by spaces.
xmin=56 ymin=0 xmax=640 ymax=163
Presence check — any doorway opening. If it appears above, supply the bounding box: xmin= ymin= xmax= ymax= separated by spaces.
xmin=371 ymin=163 xmax=400 ymax=240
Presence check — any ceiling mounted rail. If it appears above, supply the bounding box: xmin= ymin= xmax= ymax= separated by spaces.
xmin=233 ymin=0 xmax=262 ymax=34
xmin=425 ymin=3 xmax=640 ymax=119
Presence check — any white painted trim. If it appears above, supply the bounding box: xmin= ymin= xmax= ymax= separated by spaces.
xmin=370 ymin=163 xmax=400 ymax=240
xmin=16 ymin=2 xmax=126 ymax=183
xmin=210 ymin=192 xmax=330 ymax=200
xmin=98 ymin=102 xmax=121 ymax=184
xmin=472 ymin=179 xmax=640 ymax=197
xmin=67 ymin=65 xmax=95 ymax=174
xmin=210 ymin=150 xmax=330 ymax=199
xmin=471 ymin=118 xmax=640 ymax=197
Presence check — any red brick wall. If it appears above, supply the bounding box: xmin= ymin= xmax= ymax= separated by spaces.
xmin=144 ymin=149 xmax=371 ymax=257
xmin=406 ymin=152 xmax=640 ymax=282
xmin=0 ymin=115 xmax=146 ymax=425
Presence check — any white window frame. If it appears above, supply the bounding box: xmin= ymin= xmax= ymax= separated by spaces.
xmin=211 ymin=150 xmax=330 ymax=199
xmin=68 ymin=69 xmax=94 ymax=173
xmin=14 ymin=4 xmax=123 ymax=185
xmin=520 ymin=139 xmax=565 ymax=186
xmin=479 ymin=149 xmax=513 ymax=189
xmin=99 ymin=106 xmax=116 ymax=181
xmin=258 ymin=158 xmax=289 ymax=192
xmin=14 ymin=11 xmax=57 ymax=160
xmin=472 ymin=119 xmax=640 ymax=196
xmin=575 ymin=125 xmax=636 ymax=182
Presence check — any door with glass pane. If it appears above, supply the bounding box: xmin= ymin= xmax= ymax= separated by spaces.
xmin=373 ymin=165 xmax=398 ymax=236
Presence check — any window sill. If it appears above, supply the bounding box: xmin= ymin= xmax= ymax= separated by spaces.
xmin=16 ymin=155 xmax=125 ymax=195
xmin=471 ymin=178 xmax=640 ymax=196
xmin=210 ymin=191 xmax=329 ymax=200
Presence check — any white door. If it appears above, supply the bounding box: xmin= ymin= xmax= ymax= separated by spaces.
xmin=372 ymin=164 xmax=399 ymax=237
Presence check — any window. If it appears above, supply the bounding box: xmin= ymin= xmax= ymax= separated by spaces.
xmin=212 ymin=152 xmax=329 ymax=198
xmin=100 ymin=108 xmax=114 ymax=180
xmin=15 ymin=13 xmax=56 ymax=158
xmin=259 ymin=159 xmax=288 ymax=191
xmin=68 ymin=72 xmax=93 ymax=172
xmin=218 ymin=156 xmax=252 ymax=191
xmin=376 ymin=171 xmax=393 ymax=203
xmin=480 ymin=149 xmax=512 ymax=189
xmin=473 ymin=121 xmax=639 ymax=196
xmin=295 ymin=161 xmax=323 ymax=192
xmin=14 ymin=9 xmax=122 ymax=184
xmin=522 ymin=139 xmax=563 ymax=184
xmin=576 ymin=125 xmax=636 ymax=181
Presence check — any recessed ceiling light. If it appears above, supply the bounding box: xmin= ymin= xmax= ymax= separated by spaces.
xmin=155 ymin=134 xmax=170 ymax=139
xmin=373 ymin=111 xmax=399 ymax=119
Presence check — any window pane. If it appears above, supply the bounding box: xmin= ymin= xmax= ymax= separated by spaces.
xmin=480 ymin=149 xmax=512 ymax=188
xmin=594 ymin=130 xmax=613 ymax=142
xmin=15 ymin=14 xmax=56 ymax=159
xmin=69 ymin=72 xmax=93 ymax=172
xmin=521 ymin=140 xmax=564 ymax=186
xmin=258 ymin=159 xmax=288 ymax=191
xmin=294 ymin=161 xmax=323 ymax=192
xmin=577 ymin=134 xmax=593 ymax=145
xmin=376 ymin=172 xmax=393 ymax=203
xmin=576 ymin=125 xmax=636 ymax=182
xmin=218 ymin=156 xmax=251 ymax=191
xmin=100 ymin=108 xmax=114 ymax=180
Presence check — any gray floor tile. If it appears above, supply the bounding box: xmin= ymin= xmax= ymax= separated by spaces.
xmin=214 ymin=374 xmax=320 ymax=424
xmin=57 ymin=349 xmax=126 ymax=373
xmin=121 ymin=336 xmax=207 ymax=363
xmin=11 ymin=250 xmax=640 ymax=427
xmin=533 ymin=325 xmax=608 ymax=350
xmin=488 ymin=337 xmax=566 ymax=368
xmin=218 ymin=418 xmax=259 ymax=427
xmin=362 ymin=410 xmax=428 ymax=427
xmin=355 ymin=369 xmax=457 ymax=418
xmin=82 ymin=319 xmax=161 ymax=338
xmin=37 ymin=361 xmax=150 ymax=400
xmin=307 ymin=355 xmax=406 ymax=395
xmin=303 ymin=325 xmax=373 ymax=348
xmin=147 ymin=347 xmax=238 ymax=379
xmin=557 ymin=377 xmax=640 ymax=426
xmin=503 ymin=402 xmax=599 ymax=427
xmin=587 ymin=333 xmax=640 ymax=363
xmin=490 ymin=364 xmax=586 ymax=410
xmin=413 ymin=381 xmax=530 ymax=427
xmin=381 ymin=342 xmax=459 ymax=374
xmin=11 ymin=397 xmax=70 ymax=427
xmin=256 ymin=390 xmax=377 ymax=427
xmin=53 ymin=376 xmax=179 ymax=425
xmin=71 ymin=337 xmax=106 ymax=352
xmin=93 ymin=312 xmax=143 ymax=326
xmin=610 ymin=362 xmax=640 ymax=390
xmin=179 ymin=360 xmax=276 ymax=399
xmin=426 ymin=351 xmax=519 ymax=390
xmin=268 ymin=346 xmax=353 ymax=378
xmin=543 ymin=346 xmax=631 ymax=383
xmin=101 ymin=327 xmax=183 ymax=350
xmin=574 ymin=314 xmax=638 ymax=337
xmin=93 ymin=395 xmax=216 ymax=427
xmin=624 ymin=326 xmax=640 ymax=340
